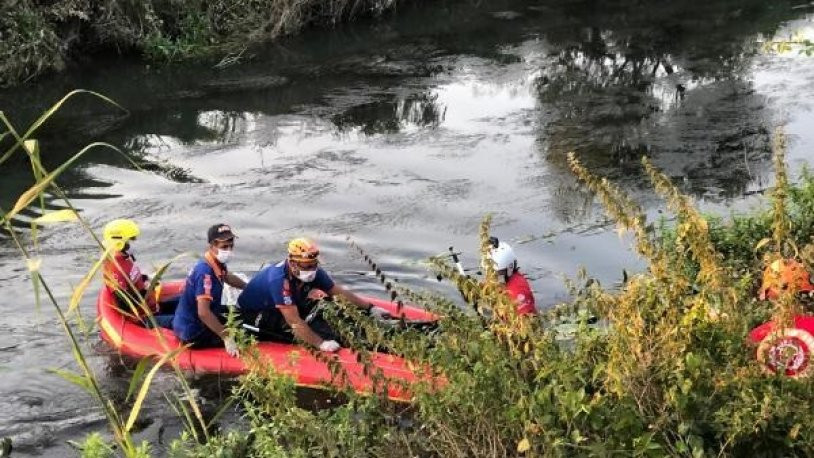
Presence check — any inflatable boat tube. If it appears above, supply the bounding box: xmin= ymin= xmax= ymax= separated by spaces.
xmin=97 ymin=280 xmax=439 ymax=401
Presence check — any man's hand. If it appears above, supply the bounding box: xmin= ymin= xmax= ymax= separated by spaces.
xmin=307 ymin=289 xmax=328 ymax=301
xmin=223 ymin=336 xmax=240 ymax=357
xmin=319 ymin=340 xmax=341 ymax=353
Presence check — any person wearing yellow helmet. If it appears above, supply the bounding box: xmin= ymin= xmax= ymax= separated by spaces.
xmin=237 ymin=237 xmax=386 ymax=353
xmin=102 ymin=219 xmax=180 ymax=327
xmin=102 ymin=219 xmax=150 ymax=313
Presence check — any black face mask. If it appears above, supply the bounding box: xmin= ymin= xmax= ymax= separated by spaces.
xmin=123 ymin=242 xmax=135 ymax=261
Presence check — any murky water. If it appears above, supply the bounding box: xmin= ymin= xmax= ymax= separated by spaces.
xmin=2 ymin=0 xmax=814 ymax=454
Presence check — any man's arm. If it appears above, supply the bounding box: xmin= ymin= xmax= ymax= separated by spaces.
xmin=278 ymin=306 xmax=328 ymax=348
xmin=225 ymin=273 xmax=247 ymax=289
xmin=328 ymin=284 xmax=372 ymax=311
xmin=197 ymin=297 xmax=227 ymax=339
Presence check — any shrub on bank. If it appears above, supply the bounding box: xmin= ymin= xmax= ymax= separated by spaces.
xmin=164 ymin=131 xmax=814 ymax=457
xmin=0 ymin=0 xmax=400 ymax=87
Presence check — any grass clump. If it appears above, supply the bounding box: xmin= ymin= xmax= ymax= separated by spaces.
xmin=179 ymin=130 xmax=814 ymax=457
xmin=0 ymin=0 xmax=403 ymax=87
xmin=0 ymin=0 xmax=64 ymax=86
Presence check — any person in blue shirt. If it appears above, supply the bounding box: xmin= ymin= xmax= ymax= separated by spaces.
xmin=238 ymin=237 xmax=387 ymax=353
xmin=173 ymin=224 xmax=247 ymax=356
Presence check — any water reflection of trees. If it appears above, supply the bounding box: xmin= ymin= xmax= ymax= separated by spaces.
xmin=331 ymin=92 xmax=446 ymax=135
xmin=534 ymin=0 xmax=799 ymax=198
xmin=1 ymin=0 xmax=804 ymax=203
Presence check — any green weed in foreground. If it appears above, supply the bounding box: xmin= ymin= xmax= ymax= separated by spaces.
xmin=7 ymin=91 xmax=814 ymax=457
xmin=1 ymin=92 xmax=214 ymax=457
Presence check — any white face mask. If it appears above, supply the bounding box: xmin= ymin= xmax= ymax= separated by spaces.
xmin=297 ymin=269 xmax=317 ymax=283
xmin=216 ymin=249 xmax=232 ymax=264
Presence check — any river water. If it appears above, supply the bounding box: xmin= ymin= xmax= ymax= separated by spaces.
xmin=1 ymin=0 xmax=814 ymax=455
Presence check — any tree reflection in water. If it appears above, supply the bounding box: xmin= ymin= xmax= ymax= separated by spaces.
xmin=331 ymin=92 xmax=446 ymax=135
xmin=534 ymin=0 xmax=798 ymax=198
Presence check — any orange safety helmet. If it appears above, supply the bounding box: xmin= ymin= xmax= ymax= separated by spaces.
xmin=288 ymin=238 xmax=320 ymax=263
xmin=759 ymin=259 xmax=814 ymax=301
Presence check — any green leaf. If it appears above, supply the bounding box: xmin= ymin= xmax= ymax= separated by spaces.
xmin=126 ymin=357 xmax=152 ymax=403
xmin=3 ymin=142 xmax=122 ymax=224
xmin=1 ymin=437 xmax=11 ymax=458
xmin=0 ymin=91 xmax=125 ymax=168
xmin=754 ymin=237 xmax=772 ymax=251
xmin=125 ymin=348 xmax=182 ymax=433
xmin=69 ymin=245 xmax=116 ymax=313
xmin=49 ymin=368 xmax=94 ymax=395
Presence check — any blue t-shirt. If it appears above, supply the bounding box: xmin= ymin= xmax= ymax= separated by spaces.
xmin=173 ymin=256 xmax=227 ymax=342
xmin=238 ymin=261 xmax=335 ymax=314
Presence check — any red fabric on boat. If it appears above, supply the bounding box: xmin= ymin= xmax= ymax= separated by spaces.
xmin=749 ymin=314 xmax=814 ymax=378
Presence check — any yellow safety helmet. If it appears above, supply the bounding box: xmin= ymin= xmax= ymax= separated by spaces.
xmin=103 ymin=219 xmax=140 ymax=251
xmin=288 ymin=237 xmax=320 ymax=263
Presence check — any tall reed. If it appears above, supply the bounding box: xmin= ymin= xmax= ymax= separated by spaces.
xmin=1 ymin=91 xmax=217 ymax=456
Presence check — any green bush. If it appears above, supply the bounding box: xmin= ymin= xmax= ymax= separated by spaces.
xmin=0 ymin=0 xmax=403 ymax=86
xmin=173 ymin=131 xmax=814 ymax=457
xmin=0 ymin=0 xmax=63 ymax=87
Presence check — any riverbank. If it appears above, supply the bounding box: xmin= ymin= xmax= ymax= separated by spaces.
xmin=0 ymin=0 xmax=405 ymax=87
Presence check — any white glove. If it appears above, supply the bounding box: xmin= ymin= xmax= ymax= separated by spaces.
xmin=223 ymin=336 xmax=239 ymax=358
xmin=319 ymin=340 xmax=341 ymax=353
xmin=369 ymin=306 xmax=393 ymax=320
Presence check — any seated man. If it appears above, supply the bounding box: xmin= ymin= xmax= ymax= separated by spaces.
xmin=484 ymin=237 xmax=536 ymax=316
xmin=102 ymin=218 xmax=147 ymax=311
xmin=238 ymin=237 xmax=382 ymax=353
xmin=102 ymin=218 xmax=177 ymax=326
xmin=172 ymin=224 xmax=247 ymax=356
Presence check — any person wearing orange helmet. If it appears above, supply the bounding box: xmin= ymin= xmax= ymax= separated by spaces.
xmin=759 ymin=258 xmax=814 ymax=301
xmin=237 ymin=237 xmax=386 ymax=352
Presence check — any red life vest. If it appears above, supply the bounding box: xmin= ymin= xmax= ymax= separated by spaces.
xmin=103 ymin=251 xmax=148 ymax=315
xmin=505 ymin=271 xmax=536 ymax=315
xmin=103 ymin=251 xmax=145 ymax=291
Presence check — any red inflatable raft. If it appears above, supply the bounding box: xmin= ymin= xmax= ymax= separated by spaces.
xmin=97 ymin=281 xmax=438 ymax=401
xmin=748 ymin=315 xmax=814 ymax=378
